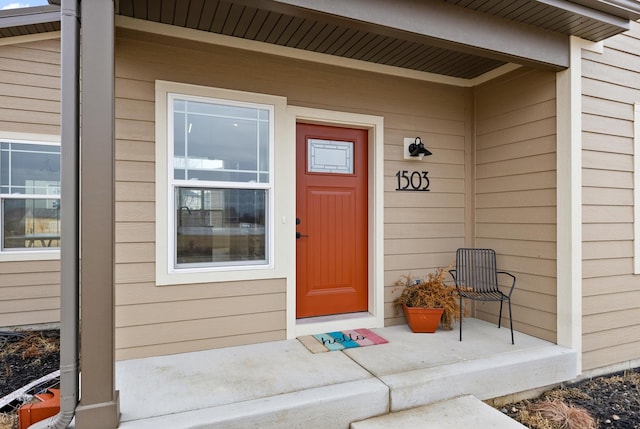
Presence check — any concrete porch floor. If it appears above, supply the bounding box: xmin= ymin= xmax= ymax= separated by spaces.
xmin=115 ymin=319 xmax=577 ymax=428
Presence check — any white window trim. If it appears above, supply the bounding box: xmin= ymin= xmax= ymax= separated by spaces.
xmin=155 ymin=81 xmax=289 ymax=285
xmin=0 ymin=132 xmax=60 ymax=262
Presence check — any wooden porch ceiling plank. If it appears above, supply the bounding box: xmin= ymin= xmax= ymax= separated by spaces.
xmin=209 ymin=0 xmax=231 ymax=34
xmin=159 ymin=0 xmax=175 ymax=25
xmin=185 ymin=0 xmax=207 ymax=29
xmin=172 ymin=0 xmax=190 ymax=27
xmin=243 ymin=8 xmax=270 ymax=40
xmin=253 ymin=11 xmax=281 ymax=42
xmin=273 ymin=15 xmax=304 ymax=45
xmin=131 ymin=0 xmax=147 ymax=20
xmin=232 ymin=5 xmax=259 ymax=38
xmin=197 ymin=0 xmax=219 ymax=32
xmin=264 ymin=0 xmax=573 ymax=69
xmin=285 ymin=18 xmax=317 ymax=48
xmin=294 ymin=21 xmax=327 ymax=50
xmin=221 ymin=3 xmax=246 ymax=35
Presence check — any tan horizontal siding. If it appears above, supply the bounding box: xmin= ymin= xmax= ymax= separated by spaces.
xmin=116 ymin=293 xmax=285 ymax=327
xmin=385 ymin=223 xmax=462 ymax=240
xmin=581 ymin=25 xmax=640 ymax=373
xmin=583 ymin=258 xmax=632 ymax=279
xmin=115 ymin=311 xmax=285 ymax=350
xmin=0 ymin=310 xmax=59 ymax=328
xmin=583 ymin=241 xmax=632 ymax=260
xmin=474 ymin=68 xmax=557 ymax=341
xmin=583 ymin=274 xmax=639 ymax=296
xmin=115 ymin=31 xmax=468 ymax=358
xmin=583 ymin=308 xmax=640 ymax=334
xmin=583 ymin=343 xmax=640 ymax=371
xmin=582 ymin=187 xmax=632 ymax=206
xmin=583 ymin=223 xmax=633 ymax=241
xmin=0 ymin=284 xmax=59 ymax=301
xmin=116 ymin=330 xmax=285 ymax=361
xmin=475 ymin=223 xmax=556 ymax=242
xmin=476 ymin=171 xmax=555 ymax=193
xmin=116 ymin=279 xmax=285 ymax=306
xmin=584 ymin=290 xmax=640 ymax=316
xmin=0 ymin=39 xmax=61 ymax=328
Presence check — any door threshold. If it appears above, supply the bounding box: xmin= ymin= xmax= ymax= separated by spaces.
xmin=294 ymin=312 xmax=382 ymax=337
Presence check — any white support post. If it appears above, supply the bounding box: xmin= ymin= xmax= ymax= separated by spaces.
xmin=556 ymin=36 xmax=586 ymax=375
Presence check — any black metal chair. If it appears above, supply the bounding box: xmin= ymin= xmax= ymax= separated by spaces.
xmin=449 ymin=248 xmax=516 ymax=344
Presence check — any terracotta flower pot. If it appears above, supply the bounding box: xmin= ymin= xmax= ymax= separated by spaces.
xmin=402 ymin=304 xmax=444 ymax=333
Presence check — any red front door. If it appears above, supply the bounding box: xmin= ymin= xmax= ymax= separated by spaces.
xmin=296 ymin=123 xmax=368 ymax=318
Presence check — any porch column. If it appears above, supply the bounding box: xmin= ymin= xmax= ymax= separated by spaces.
xmin=74 ymin=0 xmax=120 ymax=427
xmin=556 ymin=36 xmax=590 ymax=375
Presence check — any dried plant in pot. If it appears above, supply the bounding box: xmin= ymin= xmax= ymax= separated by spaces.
xmin=393 ymin=267 xmax=462 ymax=333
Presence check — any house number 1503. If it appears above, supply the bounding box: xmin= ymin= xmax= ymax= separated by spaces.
xmin=395 ymin=170 xmax=430 ymax=191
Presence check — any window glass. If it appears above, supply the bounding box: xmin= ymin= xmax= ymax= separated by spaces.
xmin=175 ymin=187 xmax=266 ymax=266
xmin=172 ymin=98 xmax=269 ymax=184
xmin=0 ymin=143 xmax=60 ymax=194
xmin=169 ymin=95 xmax=272 ymax=270
xmin=307 ymin=139 xmax=354 ymax=174
xmin=3 ymin=198 xmax=60 ymax=250
xmin=0 ymin=141 xmax=60 ymax=252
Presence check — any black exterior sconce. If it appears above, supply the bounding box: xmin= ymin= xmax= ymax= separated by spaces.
xmin=407 ymin=137 xmax=432 ymax=159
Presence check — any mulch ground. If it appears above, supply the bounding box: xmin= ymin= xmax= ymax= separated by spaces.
xmin=1 ymin=329 xmax=639 ymax=429
xmin=499 ymin=368 xmax=640 ymax=428
xmin=1 ymin=330 xmax=60 ymax=429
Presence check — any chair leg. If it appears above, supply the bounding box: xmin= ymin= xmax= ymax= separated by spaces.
xmin=459 ymin=295 xmax=463 ymax=342
xmin=498 ymin=300 xmax=503 ymax=329
xmin=508 ymin=298 xmax=514 ymax=345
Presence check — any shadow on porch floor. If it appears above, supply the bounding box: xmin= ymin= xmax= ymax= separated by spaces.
xmin=115 ymin=318 xmax=576 ymax=428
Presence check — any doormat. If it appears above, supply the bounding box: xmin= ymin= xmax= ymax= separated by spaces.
xmin=298 ymin=329 xmax=388 ymax=353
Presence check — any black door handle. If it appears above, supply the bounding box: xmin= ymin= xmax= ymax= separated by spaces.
xmin=296 ymin=232 xmax=309 ymax=239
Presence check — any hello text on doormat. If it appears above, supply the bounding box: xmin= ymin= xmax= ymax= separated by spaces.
xmin=298 ymin=329 xmax=388 ymax=353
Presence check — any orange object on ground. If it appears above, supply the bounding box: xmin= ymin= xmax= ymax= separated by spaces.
xmin=18 ymin=388 xmax=60 ymax=429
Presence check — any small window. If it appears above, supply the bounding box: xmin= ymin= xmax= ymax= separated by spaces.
xmin=168 ymin=94 xmax=272 ymax=269
xmin=0 ymin=139 xmax=60 ymax=252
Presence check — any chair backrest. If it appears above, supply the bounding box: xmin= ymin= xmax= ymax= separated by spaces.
xmin=455 ymin=248 xmax=499 ymax=293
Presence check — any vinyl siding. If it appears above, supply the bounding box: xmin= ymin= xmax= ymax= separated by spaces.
xmin=114 ymin=30 xmax=468 ymax=359
xmin=0 ymin=39 xmax=60 ymax=136
xmin=474 ymin=69 xmax=557 ymax=342
xmin=581 ymin=22 xmax=640 ymax=372
xmin=0 ymin=38 xmax=61 ymax=328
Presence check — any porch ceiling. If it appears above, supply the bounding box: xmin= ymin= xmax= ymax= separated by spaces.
xmin=1 ymin=0 xmax=640 ymax=79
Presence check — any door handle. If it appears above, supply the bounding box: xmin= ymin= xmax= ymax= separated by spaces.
xmin=296 ymin=232 xmax=309 ymax=239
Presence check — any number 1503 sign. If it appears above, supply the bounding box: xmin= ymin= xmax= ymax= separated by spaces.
xmin=395 ymin=170 xmax=430 ymax=192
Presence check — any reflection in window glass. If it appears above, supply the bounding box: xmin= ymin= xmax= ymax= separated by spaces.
xmin=0 ymin=141 xmax=61 ymax=252
xmin=175 ymin=187 xmax=266 ymax=266
xmin=3 ymin=199 xmax=60 ymax=250
xmin=169 ymin=94 xmax=273 ymax=269
xmin=172 ymin=98 xmax=269 ymax=183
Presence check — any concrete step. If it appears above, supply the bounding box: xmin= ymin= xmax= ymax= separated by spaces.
xmin=113 ymin=320 xmax=577 ymax=428
xmin=118 ymin=378 xmax=389 ymax=429
xmin=350 ymin=395 xmax=527 ymax=429
xmin=368 ymin=343 xmax=576 ymax=411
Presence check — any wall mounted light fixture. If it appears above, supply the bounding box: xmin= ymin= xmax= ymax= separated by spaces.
xmin=403 ymin=137 xmax=432 ymax=160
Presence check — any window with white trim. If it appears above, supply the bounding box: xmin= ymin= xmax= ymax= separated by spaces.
xmin=0 ymin=139 xmax=60 ymax=252
xmin=168 ymin=93 xmax=273 ymax=269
